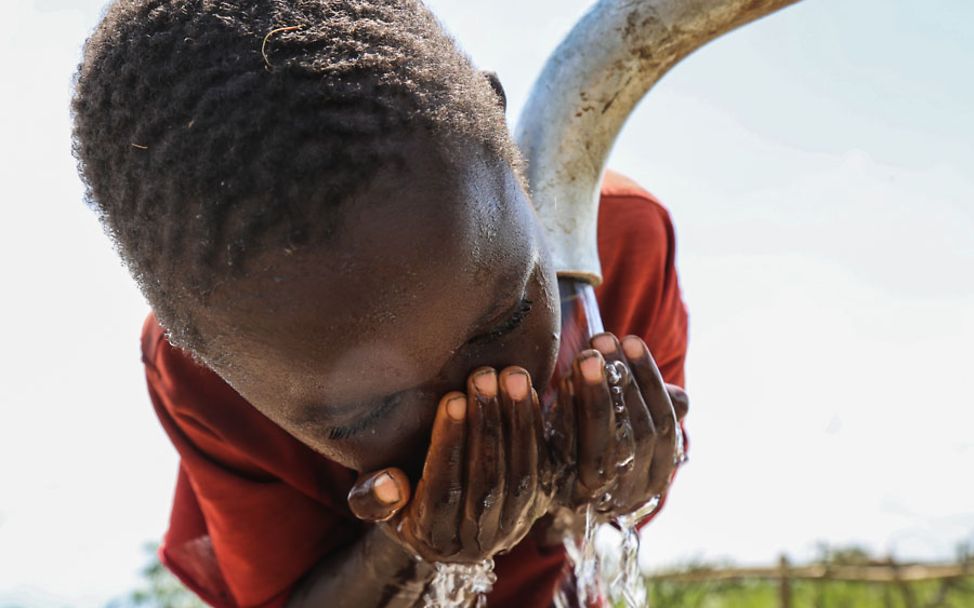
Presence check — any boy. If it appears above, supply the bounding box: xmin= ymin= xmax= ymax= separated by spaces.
xmin=72 ymin=1 xmax=689 ymax=606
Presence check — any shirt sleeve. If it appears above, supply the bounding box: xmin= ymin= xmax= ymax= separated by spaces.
xmin=142 ymin=316 xmax=361 ymax=608
xmin=595 ymin=182 xmax=689 ymax=387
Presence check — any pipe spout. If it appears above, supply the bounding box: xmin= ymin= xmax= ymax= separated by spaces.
xmin=515 ymin=0 xmax=802 ymax=285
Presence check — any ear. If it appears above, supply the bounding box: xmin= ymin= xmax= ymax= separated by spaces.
xmin=482 ymin=70 xmax=507 ymax=113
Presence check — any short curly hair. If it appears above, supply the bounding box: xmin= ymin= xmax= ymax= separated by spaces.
xmin=72 ymin=0 xmax=519 ymax=355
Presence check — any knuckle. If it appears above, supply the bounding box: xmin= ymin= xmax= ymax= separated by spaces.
xmin=406 ymin=517 xmax=431 ymax=548
xmin=576 ymin=348 xmax=602 ymax=362
xmin=575 ymin=476 xmax=606 ymax=501
xmin=446 ymin=485 xmax=463 ymax=506
xmin=654 ymin=413 xmax=674 ymax=437
xmin=510 ymin=473 xmax=533 ymax=498
xmin=633 ymin=436 xmax=654 ymax=461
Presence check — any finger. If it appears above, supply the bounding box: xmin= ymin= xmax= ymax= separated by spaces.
xmin=591 ymin=333 xmax=637 ymax=476
xmin=498 ymin=367 xmax=538 ymax=549
xmin=348 ymin=468 xmax=410 ymax=522
xmin=409 ymin=391 xmax=467 ymax=556
xmin=547 ymin=374 xmax=577 ymax=474
xmin=592 ymin=333 xmax=653 ymax=511
xmin=621 ymin=336 xmax=675 ymax=439
xmin=532 ymin=385 xmax=556 ymax=509
xmin=619 ymin=390 xmax=658 ymax=511
xmin=666 ymin=383 xmax=690 ymax=422
xmin=460 ymin=368 xmax=506 ymax=558
xmin=622 ymin=336 xmax=678 ymax=498
xmin=572 ymin=349 xmax=617 ymax=500
xmin=540 ymin=374 xmax=576 ymax=509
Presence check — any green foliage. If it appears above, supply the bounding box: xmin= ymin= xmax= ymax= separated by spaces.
xmin=107 ymin=545 xmax=204 ymax=608
xmin=641 ymin=543 xmax=974 ymax=608
xmin=644 ymin=576 xmax=974 ymax=608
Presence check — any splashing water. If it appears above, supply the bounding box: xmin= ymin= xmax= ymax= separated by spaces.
xmin=610 ymin=514 xmax=644 ymax=607
xmin=423 ymin=560 xmax=497 ymax=608
xmin=577 ymin=504 xmax=603 ymax=606
xmin=608 ymin=494 xmax=660 ymax=608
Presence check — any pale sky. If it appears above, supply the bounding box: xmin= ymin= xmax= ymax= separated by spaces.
xmin=1 ymin=0 xmax=972 ymax=606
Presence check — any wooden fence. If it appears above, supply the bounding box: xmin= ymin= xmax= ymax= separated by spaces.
xmin=649 ymin=553 xmax=974 ymax=608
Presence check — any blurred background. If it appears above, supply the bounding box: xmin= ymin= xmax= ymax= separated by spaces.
xmin=1 ymin=0 xmax=972 ymax=606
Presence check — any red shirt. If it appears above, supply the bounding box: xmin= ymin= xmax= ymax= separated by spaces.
xmin=143 ymin=171 xmax=689 ymax=608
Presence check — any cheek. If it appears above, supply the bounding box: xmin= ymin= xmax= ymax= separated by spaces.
xmin=530 ymin=224 xmax=561 ymax=387
xmin=527 ymin=300 xmax=560 ymax=390
xmin=527 ymin=258 xmax=561 ymax=387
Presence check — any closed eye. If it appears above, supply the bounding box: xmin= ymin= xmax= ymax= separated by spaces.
xmin=326 ymin=392 xmax=404 ymax=440
xmin=466 ymin=298 xmax=533 ymax=346
xmin=325 ymin=297 xmax=534 ymax=440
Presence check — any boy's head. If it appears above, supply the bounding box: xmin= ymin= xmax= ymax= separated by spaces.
xmin=73 ymin=0 xmax=560 ymax=474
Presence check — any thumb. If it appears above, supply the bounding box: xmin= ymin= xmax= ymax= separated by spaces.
xmin=348 ymin=468 xmax=411 ymax=522
xmin=665 ymin=384 xmax=689 ymax=422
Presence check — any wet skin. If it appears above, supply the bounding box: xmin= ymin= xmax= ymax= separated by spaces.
xmin=197 ymin=138 xmax=562 ymax=478
xmin=195 ymin=138 xmax=688 ymax=573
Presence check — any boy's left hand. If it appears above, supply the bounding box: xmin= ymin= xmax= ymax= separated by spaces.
xmin=546 ymin=332 xmax=689 ymax=520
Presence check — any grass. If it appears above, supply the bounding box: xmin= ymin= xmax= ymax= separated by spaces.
xmin=643 ymin=576 xmax=974 ymax=608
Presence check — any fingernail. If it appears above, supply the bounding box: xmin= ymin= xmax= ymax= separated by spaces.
xmin=505 ymin=372 xmax=529 ymax=401
xmin=473 ymin=369 xmax=497 ymax=397
xmin=592 ymin=334 xmax=615 ymax=355
xmin=622 ymin=336 xmax=644 ymax=360
xmin=579 ymin=354 xmax=603 ymax=384
xmin=446 ymin=395 xmax=466 ymax=421
xmin=373 ymin=472 xmax=400 ymax=504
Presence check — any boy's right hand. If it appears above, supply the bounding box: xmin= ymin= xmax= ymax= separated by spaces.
xmin=347 ymin=367 xmax=555 ymax=563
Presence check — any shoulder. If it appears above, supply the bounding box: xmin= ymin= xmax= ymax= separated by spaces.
xmin=600 ymin=169 xmax=665 ymax=208
xmin=596 ymin=170 xmax=677 ymax=270
xmin=141 ymin=311 xmax=166 ymax=368
xmin=599 ymin=169 xmax=674 ymax=230
xmin=140 ymin=313 xmax=228 ymax=417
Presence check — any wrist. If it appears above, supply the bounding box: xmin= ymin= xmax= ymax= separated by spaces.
xmin=365 ymin=524 xmax=436 ymax=591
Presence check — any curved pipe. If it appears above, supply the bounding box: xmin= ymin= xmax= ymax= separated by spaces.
xmin=515 ymin=0 xmax=802 ymax=285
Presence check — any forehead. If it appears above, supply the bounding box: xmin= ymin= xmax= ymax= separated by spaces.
xmin=210 ymin=147 xmax=538 ymax=404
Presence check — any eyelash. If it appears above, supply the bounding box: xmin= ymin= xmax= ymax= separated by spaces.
xmin=327 ymin=393 xmax=403 ymax=440
xmin=466 ymin=298 xmax=533 ymax=346
xmin=326 ymin=298 xmax=534 ymax=440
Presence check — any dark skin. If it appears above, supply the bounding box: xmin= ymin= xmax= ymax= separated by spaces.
xmin=198 ymin=137 xmax=561 ymax=479
xmin=194 ymin=92 xmax=688 ymax=608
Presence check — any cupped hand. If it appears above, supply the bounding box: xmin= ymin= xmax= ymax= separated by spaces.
xmin=546 ymin=332 xmax=689 ymax=519
xmin=347 ymin=367 xmax=555 ymax=563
